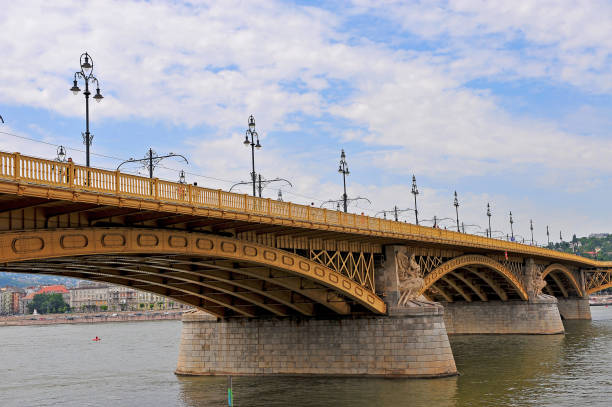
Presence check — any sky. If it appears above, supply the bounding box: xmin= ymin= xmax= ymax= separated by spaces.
xmin=1 ymin=0 xmax=612 ymax=244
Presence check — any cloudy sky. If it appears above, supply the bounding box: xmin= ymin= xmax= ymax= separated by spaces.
xmin=1 ymin=0 xmax=612 ymax=244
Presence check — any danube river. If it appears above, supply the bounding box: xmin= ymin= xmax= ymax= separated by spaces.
xmin=2 ymin=308 xmax=612 ymax=406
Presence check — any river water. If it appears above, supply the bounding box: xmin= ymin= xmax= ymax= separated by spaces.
xmin=2 ymin=307 xmax=612 ymax=406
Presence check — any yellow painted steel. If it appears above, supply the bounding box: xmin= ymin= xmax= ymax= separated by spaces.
xmin=0 ymin=227 xmax=386 ymax=314
xmin=541 ymin=263 xmax=583 ymax=297
xmin=420 ymin=254 xmax=529 ymax=300
xmin=0 ymin=151 xmax=610 ymax=269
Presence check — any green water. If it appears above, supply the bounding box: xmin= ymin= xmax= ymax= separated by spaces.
xmin=1 ymin=307 xmax=612 ymax=406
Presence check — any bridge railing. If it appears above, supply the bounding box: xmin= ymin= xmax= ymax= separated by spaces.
xmin=0 ymin=150 xmax=606 ymax=267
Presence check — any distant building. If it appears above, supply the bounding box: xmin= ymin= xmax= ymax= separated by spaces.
xmin=589 ymin=233 xmax=610 ymax=238
xmin=19 ymin=292 xmax=34 ymax=314
xmin=108 ymin=286 xmax=139 ymax=311
xmin=69 ymin=283 xmax=109 ymax=312
xmin=0 ymin=286 xmax=25 ymax=315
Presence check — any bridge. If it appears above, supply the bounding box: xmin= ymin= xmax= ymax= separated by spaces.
xmin=0 ymin=151 xmax=609 ymax=377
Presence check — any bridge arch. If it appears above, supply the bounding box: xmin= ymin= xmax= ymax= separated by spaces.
xmin=587 ymin=283 xmax=612 ymax=295
xmin=541 ymin=263 xmax=583 ymax=297
xmin=0 ymin=228 xmax=386 ymax=317
xmin=419 ymin=254 xmax=528 ymax=301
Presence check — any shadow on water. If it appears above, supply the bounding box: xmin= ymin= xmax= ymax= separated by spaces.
xmin=177 ymin=375 xmax=458 ymax=407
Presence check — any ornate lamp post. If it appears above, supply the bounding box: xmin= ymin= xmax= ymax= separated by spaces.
xmin=70 ymin=52 xmax=103 ymax=168
xmin=230 ymin=175 xmax=292 ymax=198
xmin=453 ymin=191 xmax=460 ymax=232
xmin=509 ymin=211 xmax=514 ymax=241
xmin=376 ymin=206 xmax=414 ymax=222
xmin=486 ymin=203 xmax=492 ymax=238
xmin=117 ymin=148 xmax=188 ymax=179
xmin=338 ymin=149 xmax=350 ymax=213
xmin=546 ymin=225 xmax=550 ymax=246
xmin=530 ymin=219 xmax=534 ymax=245
xmin=243 ymin=115 xmax=262 ymax=197
xmin=411 ymin=175 xmax=419 ymax=225
xmin=56 ymin=146 xmax=67 ymax=162
xmin=117 ymin=148 xmax=188 ymax=195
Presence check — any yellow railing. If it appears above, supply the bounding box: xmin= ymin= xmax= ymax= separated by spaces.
xmin=0 ymin=151 xmax=608 ymax=268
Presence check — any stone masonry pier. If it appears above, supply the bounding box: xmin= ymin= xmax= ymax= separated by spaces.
xmin=175 ymin=304 xmax=457 ymax=378
xmin=556 ymin=297 xmax=592 ymax=320
xmin=442 ymin=296 xmax=565 ymax=334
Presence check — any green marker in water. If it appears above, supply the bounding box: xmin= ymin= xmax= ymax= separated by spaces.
xmin=227 ymin=375 xmax=233 ymax=406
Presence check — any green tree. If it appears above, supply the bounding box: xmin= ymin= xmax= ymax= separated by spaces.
xmin=100 ymin=305 xmax=108 ymax=311
xmin=27 ymin=293 xmax=70 ymax=314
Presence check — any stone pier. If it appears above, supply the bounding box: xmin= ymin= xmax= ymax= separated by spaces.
xmin=175 ymin=244 xmax=458 ymax=378
xmin=443 ymin=296 xmax=565 ymax=334
xmin=557 ymin=297 xmax=591 ymax=320
xmin=175 ymin=304 xmax=457 ymax=377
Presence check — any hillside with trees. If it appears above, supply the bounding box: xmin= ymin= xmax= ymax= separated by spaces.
xmin=550 ymin=234 xmax=612 ymax=261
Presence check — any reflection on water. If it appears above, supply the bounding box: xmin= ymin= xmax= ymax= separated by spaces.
xmin=2 ymin=308 xmax=612 ymax=406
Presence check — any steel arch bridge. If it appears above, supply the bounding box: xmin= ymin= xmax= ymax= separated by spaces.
xmin=0 ymin=151 xmax=611 ymax=316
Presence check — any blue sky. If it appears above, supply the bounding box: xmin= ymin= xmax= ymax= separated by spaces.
xmin=2 ymin=0 xmax=612 ymax=243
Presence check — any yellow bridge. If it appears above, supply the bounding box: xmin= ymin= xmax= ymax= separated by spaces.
xmin=0 ymin=151 xmax=609 ymax=318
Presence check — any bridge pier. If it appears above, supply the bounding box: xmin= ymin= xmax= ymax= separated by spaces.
xmin=175 ymin=305 xmax=456 ymax=377
xmin=556 ymin=297 xmax=591 ymax=320
xmin=442 ymin=296 xmax=565 ymax=334
xmin=175 ymin=245 xmax=458 ymax=378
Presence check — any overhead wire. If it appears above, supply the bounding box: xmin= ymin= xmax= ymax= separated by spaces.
xmin=0 ymin=127 xmax=511 ymax=232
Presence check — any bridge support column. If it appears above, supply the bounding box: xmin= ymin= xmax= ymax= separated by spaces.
xmin=556 ymin=297 xmax=591 ymax=320
xmin=175 ymin=246 xmax=458 ymax=378
xmin=442 ymin=297 xmax=565 ymax=334
xmin=175 ymin=307 xmax=456 ymax=377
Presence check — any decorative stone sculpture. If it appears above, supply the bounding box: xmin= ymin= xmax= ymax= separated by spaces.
xmin=395 ymin=248 xmax=425 ymax=305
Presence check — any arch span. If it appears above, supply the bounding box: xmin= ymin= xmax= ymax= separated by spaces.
xmin=419 ymin=254 xmax=528 ymax=301
xmin=0 ymin=227 xmax=386 ymax=316
xmin=542 ymin=263 xmax=583 ymax=297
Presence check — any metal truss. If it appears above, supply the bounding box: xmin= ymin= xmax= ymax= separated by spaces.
xmin=309 ymin=249 xmax=375 ymax=292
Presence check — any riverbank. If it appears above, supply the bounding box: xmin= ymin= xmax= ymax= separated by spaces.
xmin=0 ymin=310 xmax=183 ymax=326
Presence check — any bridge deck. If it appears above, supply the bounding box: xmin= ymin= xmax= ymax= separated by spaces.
xmin=0 ymin=151 xmax=606 ymax=269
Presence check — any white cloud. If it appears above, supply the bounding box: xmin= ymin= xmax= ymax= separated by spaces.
xmin=2 ymin=0 xmax=612 ymax=239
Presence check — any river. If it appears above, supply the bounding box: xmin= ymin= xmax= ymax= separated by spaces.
xmin=2 ymin=307 xmax=612 ymax=406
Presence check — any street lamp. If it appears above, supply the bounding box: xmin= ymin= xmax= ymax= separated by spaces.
xmin=117 ymin=148 xmax=188 ymax=195
xmin=376 ymin=206 xmax=414 ymax=222
xmin=321 ymin=196 xmax=371 ymax=211
xmin=56 ymin=146 xmax=67 ymax=162
xmin=230 ymin=175 xmax=292 ymax=198
xmin=422 ymin=216 xmax=453 ymax=228
xmin=486 ymin=203 xmax=492 ymax=238
xmin=338 ymin=149 xmax=350 ymax=213
xmin=530 ymin=219 xmax=534 ymax=245
xmin=546 ymin=225 xmax=550 ymax=246
xmin=243 ymin=115 xmax=262 ymax=197
xmin=509 ymin=211 xmax=514 ymax=241
xmin=70 ymin=52 xmax=103 ymax=168
xmin=411 ymin=175 xmax=419 ymax=225
xmin=453 ymin=191 xmax=460 ymax=232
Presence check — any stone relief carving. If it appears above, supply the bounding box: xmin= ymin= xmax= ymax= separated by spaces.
xmin=395 ymin=248 xmax=425 ymax=305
